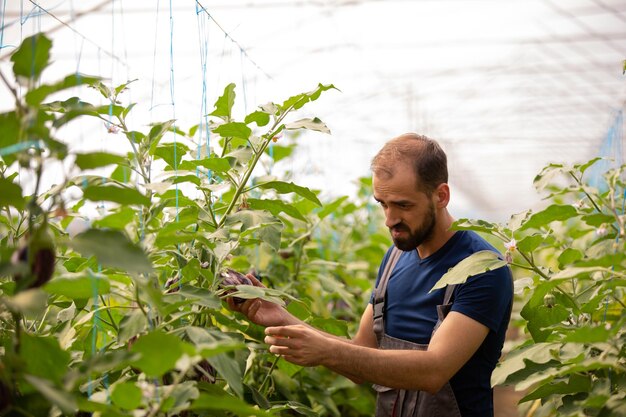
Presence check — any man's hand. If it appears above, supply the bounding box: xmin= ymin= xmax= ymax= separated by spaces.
xmin=264 ymin=324 xmax=334 ymax=367
xmin=225 ymin=274 xmax=294 ymax=327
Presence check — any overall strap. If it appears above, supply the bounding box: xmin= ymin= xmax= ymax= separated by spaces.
xmin=372 ymin=247 xmax=403 ymax=346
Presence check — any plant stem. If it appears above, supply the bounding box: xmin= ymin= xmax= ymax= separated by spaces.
xmin=99 ymin=295 xmax=118 ymax=332
xmin=259 ymin=354 xmax=280 ymax=394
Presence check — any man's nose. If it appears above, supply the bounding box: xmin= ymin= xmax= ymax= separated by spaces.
xmin=384 ymin=208 xmax=399 ymax=229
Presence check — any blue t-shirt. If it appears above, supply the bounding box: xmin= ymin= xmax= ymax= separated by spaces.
xmin=370 ymin=230 xmax=513 ymax=417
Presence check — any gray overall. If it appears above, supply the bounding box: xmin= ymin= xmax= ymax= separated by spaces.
xmin=372 ymin=248 xmax=462 ymax=417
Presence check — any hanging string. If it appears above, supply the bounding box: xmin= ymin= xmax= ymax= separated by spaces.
xmin=168 ymin=0 xmax=179 ymax=224
xmin=20 ymin=1 xmax=130 ymax=70
xmin=0 ymin=0 xmax=8 ymax=50
xmin=195 ymin=0 xmax=273 ymax=82
xmin=196 ymin=5 xmax=211 ymax=181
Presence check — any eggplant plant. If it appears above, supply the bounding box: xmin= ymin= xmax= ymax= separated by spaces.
xmin=0 ymin=33 xmax=387 ymax=416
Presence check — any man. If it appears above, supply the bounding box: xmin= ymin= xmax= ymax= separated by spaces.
xmin=228 ymin=133 xmax=513 ymax=417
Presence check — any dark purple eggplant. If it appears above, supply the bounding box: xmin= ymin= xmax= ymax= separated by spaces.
xmin=219 ymin=269 xmax=253 ymax=304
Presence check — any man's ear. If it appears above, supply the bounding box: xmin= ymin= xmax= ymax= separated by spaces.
xmin=434 ymin=183 xmax=450 ymax=208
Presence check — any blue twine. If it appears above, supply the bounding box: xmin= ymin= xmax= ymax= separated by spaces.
xmin=0 ymin=0 xmax=7 ymax=50
xmin=168 ymin=0 xmax=179 ymax=224
xmin=0 ymin=140 xmax=41 ymax=156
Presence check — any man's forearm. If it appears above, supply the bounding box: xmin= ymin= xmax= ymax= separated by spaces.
xmin=320 ymin=338 xmax=443 ymax=393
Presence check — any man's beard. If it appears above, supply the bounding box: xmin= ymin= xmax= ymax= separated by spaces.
xmin=389 ymin=202 xmax=437 ymax=252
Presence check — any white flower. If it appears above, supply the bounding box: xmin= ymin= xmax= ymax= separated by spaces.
xmin=572 ymin=200 xmax=585 ymax=209
xmin=596 ymin=225 xmax=608 ymax=237
xmin=504 ymin=239 xmax=517 ymax=252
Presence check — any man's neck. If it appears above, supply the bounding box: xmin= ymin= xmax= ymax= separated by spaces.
xmin=416 ymin=211 xmax=456 ymax=259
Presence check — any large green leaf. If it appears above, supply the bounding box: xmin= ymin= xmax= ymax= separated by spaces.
xmin=256 ymin=181 xmax=321 ymax=206
xmin=170 ymin=285 xmax=221 ymax=309
xmin=147 ymin=120 xmax=177 ymax=154
xmin=83 ymin=184 xmax=150 ymax=206
xmin=129 ymin=330 xmax=188 ymax=377
xmin=491 ymin=342 xmax=559 ymax=386
xmin=0 ymin=177 xmax=25 ymax=210
xmin=213 ymin=122 xmax=252 ymax=139
xmin=519 ymin=374 xmax=591 ymax=403
xmin=11 ymin=34 xmax=52 ymax=80
xmin=26 ymin=74 xmax=101 ymax=106
xmin=117 ymin=309 xmax=148 ymax=344
xmin=21 ymin=333 xmax=71 ymax=384
xmin=244 ymin=110 xmax=270 ymax=126
xmin=178 ymin=156 xmax=231 ymax=173
xmin=23 ymin=375 xmax=77 ymax=415
xmin=111 ymin=382 xmax=142 ymax=410
xmin=42 ymin=97 xmax=124 ymax=128
xmin=284 ymin=117 xmax=331 ymax=134
xmin=248 ymin=198 xmax=306 ymax=221
xmin=520 ymin=204 xmax=578 ymax=231
xmin=452 ymin=218 xmax=499 ymax=235
xmin=75 ymin=151 xmax=127 ymax=170
xmin=93 ymin=206 xmax=137 ymax=229
xmin=191 ymin=389 xmax=272 ymax=416
xmin=210 ymin=83 xmax=236 ymax=120
xmin=0 ymin=112 xmax=20 ymax=155
xmin=44 ymin=273 xmax=111 ymax=299
xmin=154 ymin=142 xmax=189 ymax=169
xmin=430 ymin=250 xmax=507 ymax=292
xmin=64 ymin=229 xmax=152 ymax=273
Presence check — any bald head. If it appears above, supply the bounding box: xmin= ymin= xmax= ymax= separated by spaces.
xmin=371 ymin=133 xmax=448 ymax=195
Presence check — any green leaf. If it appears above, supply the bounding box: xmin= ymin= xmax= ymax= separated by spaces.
xmin=520 ymin=374 xmax=591 ymax=403
xmin=93 ymin=207 xmax=137 ymax=229
xmin=317 ymin=196 xmax=348 ymax=220
xmin=178 ymin=156 xmax=231 ymax=173
xmin=430 ymin=250 xmax=507 ymax=292
xmin=191 ymin=390 xmax=272 ymax=416
xmin=0 ymin=112 xmax=21 ymax=158
xmin=117 ymin=309 xmax=148 ymax=344
xmin=210 ymin=83 xmax=236 ymax=120
xmin=83 ymin=184 xmax=150 ymax=206
xmin=129 ymin=330 xmax=187 ymax=377
xmin=284 ymin=117 xmax=331 ymax=134
xmin=64 ymin=229 xmax=152 ymax=273
xmin=281 ymin=83 xmax=337 ymax=111
xmin=520 ymin=204 xmax=578 ymax=231
xmin=562 ymin=325 xmax=613 ymax=343
xmin=491 ymin=343 xmax=559 ymax=386
xmin=452 ymin=218 xmax=499 ymax=235
xmin=21 ymin=333 xmax=71 ymax=383
xmin=521 ymin=289 xmax=570 ymax=342
xmin=75 ymin=151 xmax=127 ymax=170
xmin=213 ymin=122 xmax=252 ymax=139
xmin=248 ymin=198 xmax=306 ymax=221
xmin=11 ymin=34 xmax=52 ymax=80
xmin=256 ymin=181 xmax=321 ymax=206
xmin=581 ymin=213 xmax=615 ymax=227
xmin=244 ymin=110 xmax=270 ymax=126
xmin=154 ymin=142 xmax=189 ymax=169
xmin=0 ymin=177 xmax=25 ymax=210
xmin=44 ymin=273 xmax=111 ymax=299
xmin=533 ymin=163 xmax=565 ymax=191
xmin=172 ymin=285 xmax=221 ymax=309
xmin=147 ymin=120 xmax=176 ymax=154
xmin=517 ymin=234 xmax=545 ymax=253
xmin=23 ymin=375 xmax=77 ymax=415
xmin=309 ymin=317 xmax=349 ymax=337
xmin=557 ymin=248 xmax=583 ymax=268
xmin=26 ymin=74 xmax=101 ymax=106
xmin=111 ymin=382 xmax=143 ymax=410
xmin=266 ymin=144 xmax=295 ymax=163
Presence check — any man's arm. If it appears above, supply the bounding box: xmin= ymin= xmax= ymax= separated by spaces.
xmin=265 ymin=311 xmax=489 ymax=394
